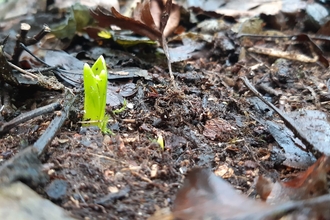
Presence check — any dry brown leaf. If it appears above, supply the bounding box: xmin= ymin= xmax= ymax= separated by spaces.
xmin=172 ymin=168 xmax=270 ymax=219
xmin=133 ymin=0 xmax=159 ymax=31
xmin=90 ymin=0 xmax=179 ymax=41
xmin=90 ymin=0 xmax=177 ymax=84
xmin=90 ymin=6 xmax=162 ymax=42
xmin=150 ymin=0 xmax=180 ymax=37
xmin=173 ymin=168 xmax=330 ymax=219
xmin=203 ymin=118 xmax=237 ymax=142
xmin=257 ymin=156 xmax=330 ymax=204
xmin=255 ymin=175 xmax=273 ymax=201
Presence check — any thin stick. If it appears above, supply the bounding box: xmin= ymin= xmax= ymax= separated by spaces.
xmin=0 ymin=102 xmax=61 ymax=136
xmin=240 ymin=76 xmax=318 ymax=156
xmin=7 ymin=61 xmax=38 ymax=79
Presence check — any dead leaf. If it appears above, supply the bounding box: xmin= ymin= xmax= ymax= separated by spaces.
xmin=90 ymin=1 xmax=176 ymax=82
xmin=183 ymin=0 xmax=282 ymax=17
xmin=90 ymin=0 xmax=179 ymax=42
xmin=217 ymin=0 xmax=282 ymax=17
xmin=44 ymin=50 xmax=83 ymax=87
xmin=133 ymin=0 xmax=159 ymax=34
xmin=172 ymin=168 xmax=330 ymax=219
xmin=256 ymin=175 xmax=274 ymax=201
xmin=149 ymin=0 xmax=181 ymax=37
xmin=267 ymin=120 xmax=316 ymax=169
xmin=91 ymin=6 xmax=162 ymax=42
xmin=148 ymin=207 xmax=173 ymax=220
xmin=257 ymin=156 xmax=330 ymax=204
xmin=214 ymin=164 xmax=234 ymax=178
xmin=287 ymin=110 xmax=330 ymax=155
xmin=203 ymin=118 xmax=237 ymax=142
xmin=172 ymin=168 xmax=270 ymax=219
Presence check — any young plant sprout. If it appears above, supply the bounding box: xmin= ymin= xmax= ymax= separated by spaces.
xmin=157 ymin=134 xmax=164 ymax=151
xmin=83 ymin=55 xmax=110 ymax=133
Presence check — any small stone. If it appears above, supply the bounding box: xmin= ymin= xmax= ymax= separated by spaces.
xmin=114 ymin=172 xmax=124 ymax=181
xmin=150 ymin=164 xmax=158 ymax=178
xmin=103 ymin=135 xmax=111 ymax=145
xmin=46 ymin=179 xmax=68 ymax=200
xmin=70 ymin=170 xmax=77 ymax=176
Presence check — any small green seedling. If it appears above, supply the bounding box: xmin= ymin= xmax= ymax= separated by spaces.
xmin=83 ymin=55 xmax=110 ymax=133
xmin=112 ymin=99 xmax=127 ymax=114
xmin=156 ymin=134 xmax=164 ymax=151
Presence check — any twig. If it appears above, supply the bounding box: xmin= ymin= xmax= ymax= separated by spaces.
xmin=95 ymin=186 xmax=130 ymax=205
xmin=19 ymin=43 xmax=80 ymax=75
xmin=161 ymin=35 xmax=177 ymax=89
xmin=306 ymin=86 xmax=320 ymax=108
xmin=12 ymin=23 xmax=30 ymax=64
xmin=12 ymin=24 xmax=51 ymax=64
xmin=73 ymin=182 xmax=87 ymax=204
xmin=240 ymin=76 xmax=319 ymax=156
xmin=27 ymin=66 xmax=58 ymax=73
xmin=33 ymin=88 xmax=76 ymax=156
xmin=19 ymin=43 xmax=50 ymax=66
xmin=0 ymin=102 xmax=61 ymax=136
xmin=248 ymin=47 xmax=318 ymax=63
xmin=131 ymin=171 xmax=153 ymax=183
xmin=7 ymin=61 xmax=38 ymax=79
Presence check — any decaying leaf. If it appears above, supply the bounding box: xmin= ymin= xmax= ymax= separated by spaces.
xmin=267 ymin=120 xmax=316 ymax=169
xmin=203 ymin=118 xmax=237 ymax=142
xmin=172 ymin=168 xmax=270 ymax=219
xmin=172 ymin=167 xmax=330 ymax=219
xmin=149 ymin=0 xmax=180 ymax=38
xmin=90 ymin=0 xmax=178 ymax=43
xmin=287 ymin=109 xmax=330 ymax=155
xmin=90 ymin=0 xmax=177 ymax=83
xmin=168 ymin=32 xmax=209 ymax=63
xmin=91 ymin=6 xmax=161 ymax=42
xmin=257 ymin=156 xmax=330 ymax=204
xmin=44 ymin=50 xmax=83 ymax=87
xmin=183 ymin=0 xmax=282 ymax=17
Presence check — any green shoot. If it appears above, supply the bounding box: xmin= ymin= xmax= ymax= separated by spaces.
xmin=157 ymin=134 xmax=164 ymax=151
xmin=83 ymin=55 xmax=110 ymax=133
xmin=112 ymin=99 xmax=127 ymax=114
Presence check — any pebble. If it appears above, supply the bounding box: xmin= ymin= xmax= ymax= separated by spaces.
xmin=46 ymin=179 xmax=68 ymax=200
